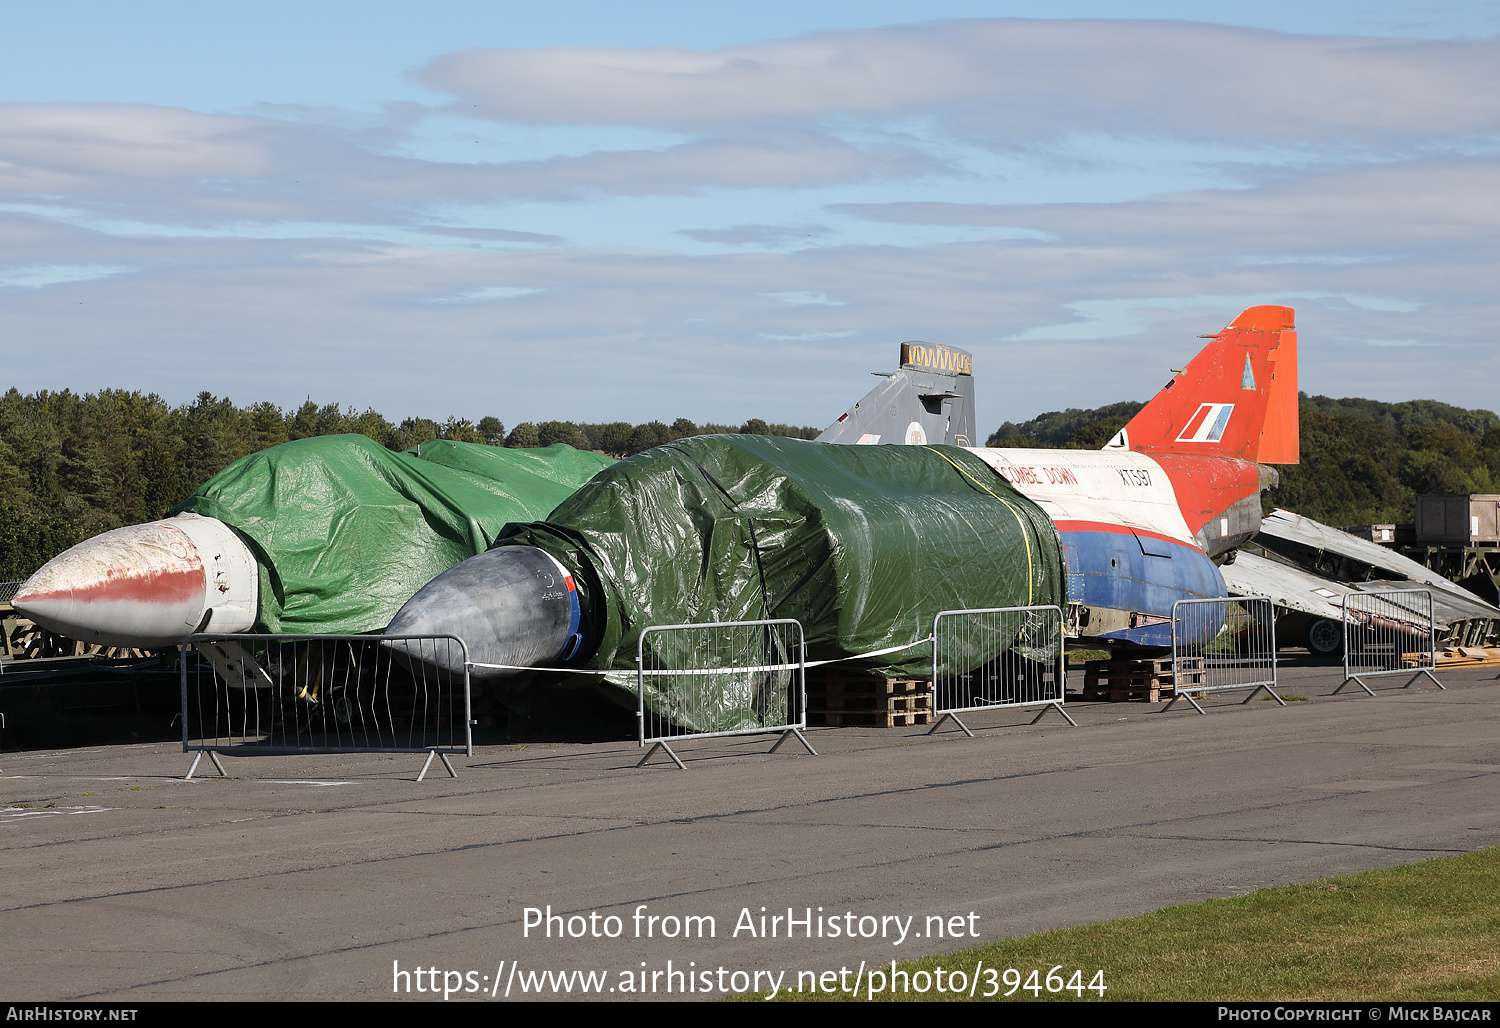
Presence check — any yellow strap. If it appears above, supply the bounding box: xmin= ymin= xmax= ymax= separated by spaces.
xmin=923 ymin=446 xmax=1035 ymax=604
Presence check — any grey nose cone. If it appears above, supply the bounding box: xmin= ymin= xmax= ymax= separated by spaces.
xmin=384 ymin=546 xmax=580 ymax=678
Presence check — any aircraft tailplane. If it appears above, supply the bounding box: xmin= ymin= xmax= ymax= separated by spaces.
xmin=1106 ymin=305 xmax=1298 ymax=464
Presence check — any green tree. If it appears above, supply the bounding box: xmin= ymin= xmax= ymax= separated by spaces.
xmin=440 ymin=417 xmax=482 ymax=444
xmin=350 ymin=407 xmax=394 ymax=444
xmin=506 ymin=422 xmax=540 ymax=448
xmin=249 ymin=401 xmax=288 ymax=450
xmin=390 ymin=417 xmax=438 ymax=451
xmin=478 ymin=416 xmax=506 ymax=446
xmin=626 ymin=421 xmax=670 ymax=455
xmin=288 ymin=399 xmax=321 ymax=440
xmin=537 ymin=421 xmax=585 ymax=448
xmin=597 ymin=422 xmax=634 ymax=456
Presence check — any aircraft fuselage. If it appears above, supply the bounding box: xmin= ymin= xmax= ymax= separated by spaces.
xmin=969 ymin=446 xmax=1265 ymax=648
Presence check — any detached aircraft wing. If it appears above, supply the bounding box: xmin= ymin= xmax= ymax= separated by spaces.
xmin=1221 ymin=549 xmax=1352 ymax=624
xmin=1224 ymin=542 xmax=1500 ymax=653
xmin=1254 ymin=508 xmax=1493 ymax=609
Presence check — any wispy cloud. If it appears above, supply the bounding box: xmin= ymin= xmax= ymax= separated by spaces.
xmin=421 ymin=22 xmax=1500 ymax=144
xmin=681 ymin=223 xmax=830 ymax=246
xmin=0 ymin=262 xmax=130 ymax=288
xmin=2 ymin=17 xmax=1497 ymax=430
xmin=426 ymin=285 xmax=542 ymax=303
xmin=761 ymin=290 xmax=843 ymax=305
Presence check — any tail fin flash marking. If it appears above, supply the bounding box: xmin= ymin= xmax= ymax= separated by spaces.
xmin=1114 ymin=304 xmax=1298 ymax=465
xmin=1175 ymin=403 xmax=1235 ymax=443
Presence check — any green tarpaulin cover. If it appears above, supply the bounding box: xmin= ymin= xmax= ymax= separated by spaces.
xmin=499 ymin=436 xmax=1065 ymax=712
xmin=172 ymin=435 xmax=615 ymax=634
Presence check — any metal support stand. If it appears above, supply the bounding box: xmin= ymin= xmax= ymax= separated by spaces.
xmin=637 ymin=740 xmax=686 ymax=770
xmin=184 ymin=750 xmax=228 ymax=779
xmin=1335 ymin=669 xmax=1444 ymax=696
xmin=1241 ymin=682 xmax=1286 ymax=706
xmin=767 ymin=728 xmax=817 ymax=755
xmin=638 ymin=727 xmax=816 ymax=770
xmin=1161 ymin=683 xmax=1283 ymax=714
xmin=929 ymin=701 xmax=1076 ymax=736
xmin=1031 ymin=701 xmax=1078 ymax=726
xmin=927 ymin=711 xmax=974 ymax=737
xmin=1334 ymin=675 xmax=1376 ymax=697
xmin=417 ymin=750 xmax=459 ymax=781
xmin=1160 ymin=690 xmax=1206 ymax=714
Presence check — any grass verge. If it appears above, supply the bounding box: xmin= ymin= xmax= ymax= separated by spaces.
xmin=754 ymin=847 xmax=1500 ymax=1001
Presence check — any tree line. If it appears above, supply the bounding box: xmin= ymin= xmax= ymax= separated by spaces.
xmin=0 ymin=387 xmax=817 ymax=580
xmin=7 ymin=385 xmax=1498 ymax=582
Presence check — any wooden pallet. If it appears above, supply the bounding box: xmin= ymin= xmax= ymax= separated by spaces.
xmin=812 ymin=692 xmax=929 ymax=712
xmin=1082 ymin=655 xmax=1201 ymax=674
xmin=812 ymin=678 xmax=926 ymax=695
xmin=1082 ymin=683 xmax=1169 ymax=702
xmin=805 ymin=670 xmax=931 ymax=727
xmin=807 ymin=667 xmax=924 ymax=689
xmin=807 ymin=708 xmax=932 ymax=728
xmin=1083 ymin=670 xmax=1205 ymax=688
xmin=1081 ymin=657 xmax=1204 ymax=702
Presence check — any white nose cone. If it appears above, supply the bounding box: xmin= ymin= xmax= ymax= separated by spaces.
xmin=12 ymin=514 xmax=259 ymax=648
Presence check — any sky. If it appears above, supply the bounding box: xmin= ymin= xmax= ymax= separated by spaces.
xmin=2 ymin=2 xmax=1498 ymax=435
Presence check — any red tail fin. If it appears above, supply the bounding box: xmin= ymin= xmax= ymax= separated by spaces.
xmin=1106 ymin=305 xmax=1298 ymax=464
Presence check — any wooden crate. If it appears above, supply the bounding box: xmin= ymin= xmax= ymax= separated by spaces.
xmin=804 ymin=669 xmax=932 ymax=727
xmin=1081 ymin=656 xmax=1204 ymax=702
xmin=807 ymin=708 xmax=931 ymax=728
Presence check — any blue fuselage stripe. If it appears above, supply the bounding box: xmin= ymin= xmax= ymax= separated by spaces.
xmin=1060 ymin=528 xmax=1226 ymax=647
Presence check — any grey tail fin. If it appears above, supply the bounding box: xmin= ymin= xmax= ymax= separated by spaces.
xmin=815 ymin=341 xmax=975 ymax=447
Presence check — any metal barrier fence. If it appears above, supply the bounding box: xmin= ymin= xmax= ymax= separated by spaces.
xmin=1336 ymin=589 xmax=1443 ymax=696
xmin=928 ymin=605 xmax=1074 ymax=736
xmin=181 ymin=633 xmax=471 ymax=780
xmin=1164 ymin=596 xmax=1282 ymax=713
xmin=636 ymin=619 xmax=815 ymax=769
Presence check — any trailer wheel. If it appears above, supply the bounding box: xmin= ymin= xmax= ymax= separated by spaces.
xmin=1305 ymin=618 xmax=1343 ymax=657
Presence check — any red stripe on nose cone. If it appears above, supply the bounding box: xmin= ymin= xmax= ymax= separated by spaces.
xmin=11 ymin=521 xmax=211 ymax=647
xmin=14 ymin=564 xmax=206 ymax=606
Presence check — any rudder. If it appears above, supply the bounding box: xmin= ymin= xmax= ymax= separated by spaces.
xmin=1105 ymin=305 xmax=1298 ymax=464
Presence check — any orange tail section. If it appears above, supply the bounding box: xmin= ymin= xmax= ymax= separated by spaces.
xmin=1107 ymin=305 xmax=1299 ymax=464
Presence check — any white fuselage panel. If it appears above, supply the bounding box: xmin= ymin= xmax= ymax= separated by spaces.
xmin=967 ymin=447 xmax=1196 ymax=546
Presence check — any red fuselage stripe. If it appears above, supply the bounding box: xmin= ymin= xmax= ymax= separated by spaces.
xmin=1054 ymin=519 xmax=1195 ymax=549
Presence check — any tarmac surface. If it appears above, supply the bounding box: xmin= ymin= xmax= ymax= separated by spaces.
xmin=3 ymin=657 xmax=1498 ymax=1002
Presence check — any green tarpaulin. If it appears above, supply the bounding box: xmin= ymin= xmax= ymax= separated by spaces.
xmin=172 ymin=435 xmax=615 ymax=634
xmin=499 ymin=436 xmax=1066 ymax=706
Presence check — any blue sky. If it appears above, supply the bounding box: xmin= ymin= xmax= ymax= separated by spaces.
xmin=3 ymin=2 xmax=1498 ymax=434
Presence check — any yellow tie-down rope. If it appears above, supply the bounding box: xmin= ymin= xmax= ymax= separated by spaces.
xmin=923 ymin=446 xmax=1035 ymax=605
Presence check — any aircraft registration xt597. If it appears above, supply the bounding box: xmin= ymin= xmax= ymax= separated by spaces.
xmin=970 ymin=304 xmax=1297 ymax=647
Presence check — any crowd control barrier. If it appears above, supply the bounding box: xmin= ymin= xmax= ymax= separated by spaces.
xmin=1163 ymin=596 xmax=1282 ymax=714
xmin=928 ymin=605 xmax=1074 ymax=736
xmin=1336 ymin=589 xmax=1443 ymax=696
xmin=636 ymin=619 xmax=815 ymax=769
xmin=181 ymin=633 xmax=471 ymax=780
